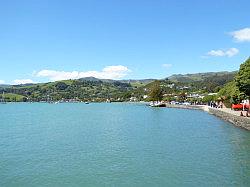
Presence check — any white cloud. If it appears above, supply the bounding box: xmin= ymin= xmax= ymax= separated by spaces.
xmin=206 ymin=48 xmax=239 ymax=57
xmin=13 ymin=79 xmax=34 ymax=85
xmin=35 ymin=65 xmax=131 ymax=81
xmin=230 ymin=27 xmax=250 ymax=42
xmin=162 ymin=64 xmax=172 ymax=69
xmin=0 ymin=80 xmax=5 ymax=84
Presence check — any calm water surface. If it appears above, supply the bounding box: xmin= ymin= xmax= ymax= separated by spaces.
xmin=0 ymin=103 xmax=250 ymax=186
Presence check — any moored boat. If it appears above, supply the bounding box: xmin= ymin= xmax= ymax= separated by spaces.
xmin=0 ymin=91 xmax=7 ymax=104
xmin=149 ymin=101 xmax=166 ymax=107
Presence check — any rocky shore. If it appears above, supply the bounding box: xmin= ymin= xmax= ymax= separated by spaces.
xmin=165 ymin=104 xmax=250 ymax=131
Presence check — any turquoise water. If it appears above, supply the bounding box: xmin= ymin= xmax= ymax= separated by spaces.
xmin=0 ymin=103 xmax=249 ymax=186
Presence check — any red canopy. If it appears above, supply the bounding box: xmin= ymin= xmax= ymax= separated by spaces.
xmin=232 ymin=104 xmax=249 ymax=109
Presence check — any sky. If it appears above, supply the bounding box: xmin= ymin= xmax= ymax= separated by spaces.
xmin=0 ymin=0 xmax=250 ymax=84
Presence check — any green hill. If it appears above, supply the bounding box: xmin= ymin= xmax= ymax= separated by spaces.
xmin=0 ymin=79 xmax=133 ymax=102
xmin=0 ymin=71 xmax=236 ymax=102
xmin=168 ymin=71 xmax=237 ymax=83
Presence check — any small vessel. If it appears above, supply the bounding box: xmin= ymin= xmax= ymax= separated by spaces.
xmin=0 ymin=91 xmax=7 ymax=104
xmin=85 ymin=102 xmax=89 ymax=104
xmin=149 ymin=101 xmax=166 ymax=107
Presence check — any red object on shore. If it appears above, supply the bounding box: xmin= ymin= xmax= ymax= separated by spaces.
xmin=232 ymin=104 xmax=243 ymax=109
xmin=232 ymin=104 xmax=249 ymax=109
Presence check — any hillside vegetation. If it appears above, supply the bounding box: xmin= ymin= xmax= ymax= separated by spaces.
xmin=0 ymin=71 xmax=237 ymax=102
xmin=168 ymin=71 xmax=237 ymax=83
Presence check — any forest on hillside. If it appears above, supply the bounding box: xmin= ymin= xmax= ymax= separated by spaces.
xmin=0 ymin=71 xmax=237 ymax=102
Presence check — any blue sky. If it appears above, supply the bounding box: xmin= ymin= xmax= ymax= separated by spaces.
xmin=0 ymin=0 xmax=250 ymax=84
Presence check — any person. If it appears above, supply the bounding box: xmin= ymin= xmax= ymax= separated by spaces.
xmin=240 ymin=111 xmax=244 ymax=117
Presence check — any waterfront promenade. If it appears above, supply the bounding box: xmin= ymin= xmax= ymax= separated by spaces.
xmin=165 ymin=104 xmax=250 ymax=130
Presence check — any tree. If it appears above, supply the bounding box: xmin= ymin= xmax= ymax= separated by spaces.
xmin=55 ymin=82 xmax=68 ymax=90
xmin=235 ymin=57 xmax=250 ymax=96
xmin=202 ymin=95 xmax=216 ymax=103
xmin=218 ymin=81 xmax=240 ymax=99
xmin=148 ymin=81 xmax=163 ymax=101
xmin=235 ymin=57 xmax=250 ymax=113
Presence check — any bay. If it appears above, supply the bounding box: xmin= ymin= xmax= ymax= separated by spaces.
xmin=0 ymin=103 xmax=249 ymax=186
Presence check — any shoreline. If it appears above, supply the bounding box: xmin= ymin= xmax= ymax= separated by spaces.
xmin=165 ymin=104 xmax=250 ymax=131
xmin=2 ymin=102 xmax=250 ymax=130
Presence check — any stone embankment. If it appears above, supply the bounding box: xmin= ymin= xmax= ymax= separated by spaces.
xmin=165 ymin=104 xmax=250 ymax=131
xmin=207 ymin=107 xmax=250 ymax=130
xmin=165 ymin=104 xmax=204 ymax=110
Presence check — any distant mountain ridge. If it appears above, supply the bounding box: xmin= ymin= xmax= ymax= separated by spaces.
xmin=0 ymin=71 xmax=236 ymax=87
xmin=0 ymin=84 xmax=10 ymax=88
xmin=78 ymin=77 xmax=156 ymax=84
xmin=77 ymin=71 xmax=237 ymax=84
xmin=167 ymin=71 xmax=237 ymax=83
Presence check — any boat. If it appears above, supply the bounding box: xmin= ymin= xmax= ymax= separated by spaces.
xmin=0 ymin=91 xmax=7 ymax=104
xmin=149 ymin=101 xmax=166 ymax=107
xmin=85 ymin=102 xmax=89 ymax=104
